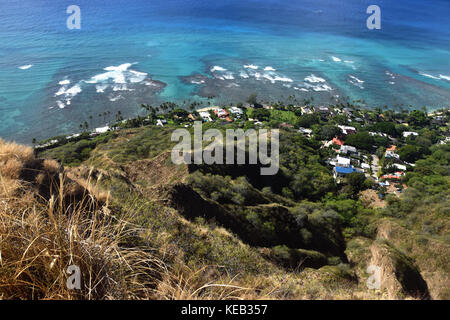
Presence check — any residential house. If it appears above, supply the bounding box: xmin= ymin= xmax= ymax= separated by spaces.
xmin=332 ymin=137 xmax=345 ymax=146
xmin=214 ymin=108 xmax=229 ymax=118
xmin=392 ymin=163 xmax=407 ymax=171
xmin=339 ymin=145 xmax=358 ymax=156
xmin=199 ymin=111 xmax=212 ymax=122
xmin=95 ymin=126 xmax=110 ymax=134
xmin=299 ymin=127 xmax=313 ymax=137
xmin=156 ymin=119 xmax=167 ymax=127
xmin=338 ymin=125 xmax=357 ymax=136
xmin=380 ymin=171 xmax=405 ymax=183
xmin=330 ymin=156 xmax=351 ymax=168
xmin=229 ymin=107 xmax=244 ymax=117
xmin=333 ymin=166 xmax=360 ymax=181
xmin=403 ymin=131 xmax=418 ymax=138
xmin=385 ymin=145 xmax=400 ymax=160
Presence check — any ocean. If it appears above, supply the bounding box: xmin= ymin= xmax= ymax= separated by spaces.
xmin=0 ymin=0 xmax=449 ymax=143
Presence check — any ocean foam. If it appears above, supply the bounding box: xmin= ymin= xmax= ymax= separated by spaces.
xmin=191 ymin=80 xmax=205 ymax=84
xmin=244 ymin=64 xmax=258 ymax=70
xmin=18 ymin=64 xmax=33 ymax=70
xmin=304 ymin=74 xmax=326 ymax=83
xmin=223 ymin=72 xmax=235 ymax=80
xmin=439 ymin=74 xmax=450 ymax=81
xmin=348 ymin=75 xmax=365 ymax=89
xmin=331 ymin=56 xmax=342 ymax=62
xmin=274 ymin=76 xmax=293 ymax=82
xmin=85 ymin=63 xmax=148 ymax=93
xmin=56 ymin=101 xmax=65 ymax=109
xmin=96 ymin=84 xmax=108 ymax=93
xmin=304 ymin=82 xmax=332 ymax=92
xmin=239 ymin=71 xmax=249 ymax=79
xmin=210 ymin=66 xmax=227 ymax=72
xmin=264 ymin=66 xmax=276 ymax=71
xmin=109 ymin=95 xmax=123 ymax=102
xmin=419 ymin=72 xmax=440 ymax=80
xmin=86 ymin=63 xmax=147 ymax=85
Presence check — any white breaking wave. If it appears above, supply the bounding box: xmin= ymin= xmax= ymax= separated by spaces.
xmin=331 ymin=56 xmax=342 ymax=62
xmin=56 ymin=101 xmax=65 ymax=109
xmin=58 ymin=79 xmax=71 ymax=85
xmin=223 ymin=72 xmax=235 ymax=80
xmin=86 ymin=63 xmax=147 ymax=90
xmin=303 ymin=82 xmax=333 ymax=92
xmin=419 ymin=72 xmax=450 ymax=81
xmin=109 ymin=95 xmax=123 ymax=102
xmin=348 ymin=75 xmax=364 ymax=83
xmin=264 ymin=66 xmax=276 ymax=71
xmin=419 ymin=72 xmax=440 ymax=80
xmin=191 ymin=80 xmax=205 ymax=84
xmin=348 ymin=75 xmax=365 ymax=89
xmin=210 ymin=66 xmax=227 ymax=72
xmin=55 ymin=80 xmax=83 ymax=109
xmin=304 ymin=74 xmax=326 ymax=83
xmin=96 ymin=84 xmax=108 ymax=93
xmin=239 ymin=71 xmax=249 ymax=79
xmin=54 ymin=63 xmax=151 ymax=109
xmin=244 ymin=64 xmax=259 ymax=70
xmin=18 ymin=64 xmax=33 ymax=70
xmin=385 ymin=71 xmax=396 ymax=79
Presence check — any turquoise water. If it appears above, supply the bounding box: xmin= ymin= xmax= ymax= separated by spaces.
xmin=0 ymin=0 xmax=449 ymax=142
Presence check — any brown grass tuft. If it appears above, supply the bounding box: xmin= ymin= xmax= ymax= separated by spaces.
xmin=0 ymin=176 xmax=164 ymax=299
xmin=0 ymin=139 xmax=34 ymax=180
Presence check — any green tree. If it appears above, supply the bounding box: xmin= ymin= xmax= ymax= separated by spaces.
xmin=407 ymin=110 xmax=428 ymax=127
xmin=345 ymin=132 xmax=375 ymax=151
xmin=398 ymin=144 xmax=423 ymax=163
xmin=297 ymin=114 xmax=320 ymax=128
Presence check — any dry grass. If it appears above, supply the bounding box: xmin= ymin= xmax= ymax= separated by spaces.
xmin=0 ymin=176 xmax=165 ymax=299
xmin=0 ymin=182 xmax=261 ymax=299
xmin=0 ymin=139 xmax=34 ymax=180
xmin=0 ymin=140 xmax=261 ymax=300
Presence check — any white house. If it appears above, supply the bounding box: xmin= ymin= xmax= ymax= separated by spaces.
xmin=199 ymin=111 xmax=212 ymax=122
xmin=95 ymin=126 xmax=110 ymax=134
xmin=392 ymin=163 xmax=407 ymax=171
xmin=338 ymin=125 xmax=357 ymax=135
xmin=385 ymin=150 xmax=400 ymax=159
xmin=299 ymin=127 xmax=313 ymax=136
xmin=336 ymin=156 xmax=351 ymax=167
xmin=403 ymin=131 xmax=418 ymax=138
xmin=339 ymin=145 xmax=358 ymax=155
xmin=230 ymin=107 xmax=243 ymax=116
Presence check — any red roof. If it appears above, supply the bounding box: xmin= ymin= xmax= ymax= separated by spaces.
xmin=381 ymin=172 xmax=404 ymax=180
xmin=332 ymin=138 xmax=344 ymax=146
xmin=386 ymin=145 xmax=397 ymax=152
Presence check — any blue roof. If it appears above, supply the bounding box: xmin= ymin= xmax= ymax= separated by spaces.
xmin=335 ymin=166 xmax=358 ymax=174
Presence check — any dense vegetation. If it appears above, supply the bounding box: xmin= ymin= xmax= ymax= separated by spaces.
xmin=4 ymin=101 xmax=449 ymax=299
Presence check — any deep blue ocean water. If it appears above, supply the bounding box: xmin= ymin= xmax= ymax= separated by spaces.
xmin=0 ymin=0 xmax=449 ymax=142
